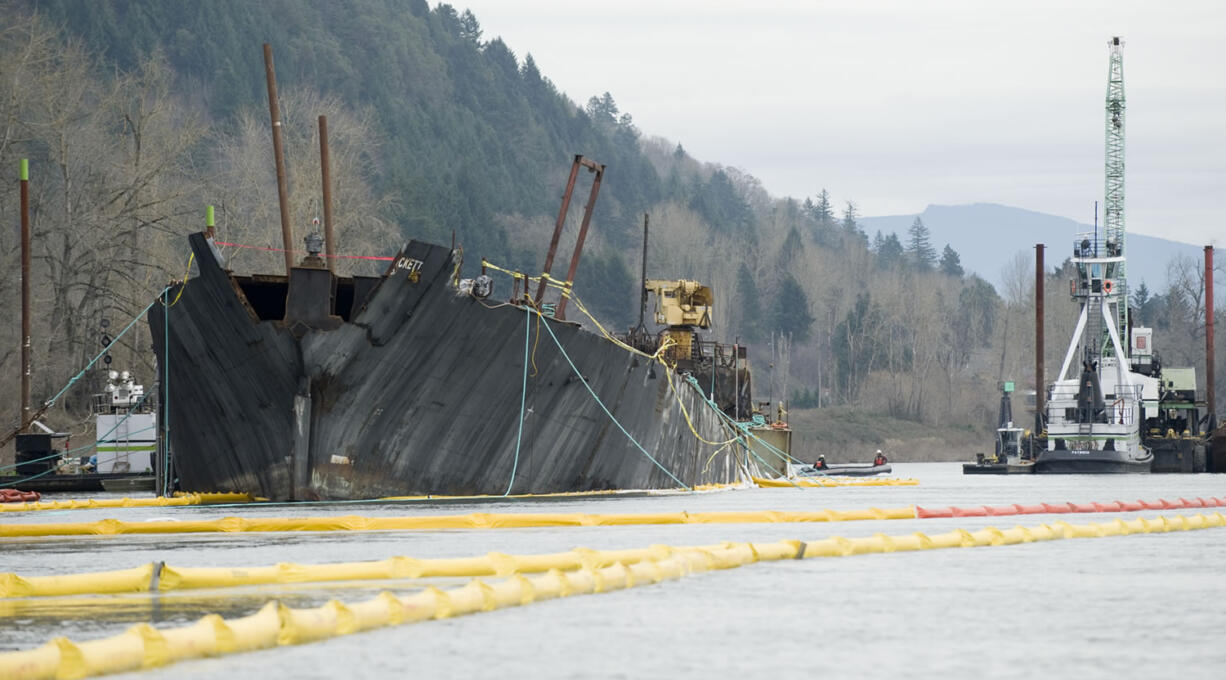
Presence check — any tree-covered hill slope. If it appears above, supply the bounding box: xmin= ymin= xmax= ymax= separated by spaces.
xmin=27 ymin=0 xmax=667 ymax=274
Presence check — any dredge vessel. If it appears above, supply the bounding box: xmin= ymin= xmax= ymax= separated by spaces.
xmin=1035 ymin=37 xmax=1214 ymax=473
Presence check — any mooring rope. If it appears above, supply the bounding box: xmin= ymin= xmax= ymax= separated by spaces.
xmin=531 ymin=307 xmax=692 ymax=491
xmin=503 ymin=306 xmax=531 ymax=496
xmin=42 ymin=289 xmax=171 ymax=412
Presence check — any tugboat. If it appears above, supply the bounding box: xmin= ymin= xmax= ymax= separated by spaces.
xmin=964 ymin=382 xmax=1035 ymax=474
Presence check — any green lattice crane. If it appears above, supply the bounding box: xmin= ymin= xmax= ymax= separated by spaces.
xmin=1104 ymin=36 xmax=1127 ymax=347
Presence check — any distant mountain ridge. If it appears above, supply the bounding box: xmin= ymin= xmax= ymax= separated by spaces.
xmin=860 ymin=203 xmax=1202 ymax=292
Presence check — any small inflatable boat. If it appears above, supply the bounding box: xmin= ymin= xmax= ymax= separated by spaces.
xmin=796 ymin=463 xmax=892 ymax=477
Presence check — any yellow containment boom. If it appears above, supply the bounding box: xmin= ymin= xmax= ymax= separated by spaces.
xmin=2 ymin=512 xmax=1223 ymax=680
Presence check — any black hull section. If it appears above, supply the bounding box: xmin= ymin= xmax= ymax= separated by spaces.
xmin=1034 ymin=449 xmax=1152 ymax=474
xmin=150 ymin=234 xmax=747 ymax=501
xmin=0 ymin=473 xmax=153 ymax=493
xmin=1148 ymin=438 xmax=1207 ymax=473
xmin=962 ymin=462 xmax=1035 ymax=475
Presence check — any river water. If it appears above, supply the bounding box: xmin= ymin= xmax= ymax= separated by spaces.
xmin=3 ymin=463 xmax=1224 ymax=679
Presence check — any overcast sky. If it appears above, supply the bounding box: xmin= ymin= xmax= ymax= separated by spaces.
xmin=452 ymin=0 xmax=1223 ymax=246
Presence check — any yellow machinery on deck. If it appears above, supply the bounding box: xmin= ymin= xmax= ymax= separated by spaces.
xmin=645 ymin=279 xmax=713 ymax=364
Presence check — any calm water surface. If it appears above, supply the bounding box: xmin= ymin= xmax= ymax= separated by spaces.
xmin=2 ymin=463 xmax=1224 ymax=679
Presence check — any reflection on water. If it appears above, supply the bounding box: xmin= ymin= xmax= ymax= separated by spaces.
xmin=0 ymin=579 xmax=473 ymax=651
xmin=3 ymin=463 xmax=1225 ymax=679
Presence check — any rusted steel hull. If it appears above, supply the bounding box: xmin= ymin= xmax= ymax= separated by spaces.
xmin=149 ymin=233 xmax=748 ymax=501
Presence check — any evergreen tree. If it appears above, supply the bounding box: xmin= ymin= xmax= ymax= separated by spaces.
xmin=577 ymin=250 xmax=634 ymax=329
xmin=733 ymin=263 xmax=764 ymax=342
xmin=458 ymin=9 xmax=482 ymax=43
xmin=939 ymin=244 xmax=964 ymax=277
xmin=690 ymin=170 xmax=753 ymax=238
xmin=1132 ymin=281 xmax=1151 ymax=310
xmin=586 ymin=91 xmax=619 ymax=124
xmin=906 ymin=217 xmax=937 ymax=270
xmin=521 ymin=53 xmax=541 ymax=82
xmin=952 ymin=276 xmax=999 ymax=351
xmin=877 ymin=232 xmax=904 ymax=269
xmin=841 ymin=201 xmax=859 ymax=234
xmin=771 ymin=274 xmax=814 ymax=342
xmin=778 ymin=226 xmax=804 ymax=266
xmin=1132 ymin=282 xmax=1157 ymax=326
xmin=803 ymin=197 xmax=817 ymax=220
xmin=814 ymin=189 xmax=834 ymax=224
xmin=804 ymin=190 xmax=836 ymax=245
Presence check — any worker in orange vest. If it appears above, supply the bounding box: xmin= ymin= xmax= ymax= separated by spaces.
xmin=873 ymin=450 xmax=888 ymax=466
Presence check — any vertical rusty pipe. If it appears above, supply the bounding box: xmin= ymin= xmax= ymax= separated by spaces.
xmin=555 ymin=163 xmax=605 ymax=320
xmin=638 ymin=213 xmax=649 ymax=329
xmin=734 ymin=340 xmax=740 ymax=421
xmin=535 ymin=155 xmax=582 ymax=304
xmin=318 ymin=115 xmax=335 ymax=272
xmin=1206 ymin=245 xmax=1216 ymax=428
xmin=19 ymin=159 xmax=31 ymax=430
xmin=263 ymin=44 xmax=295 ymax=276
xmin=1035 ymin=243 xmax=1045 ymax=432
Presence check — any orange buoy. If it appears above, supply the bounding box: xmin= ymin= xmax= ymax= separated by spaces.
xmin=0 ymin=488 xmax=40 ymax=503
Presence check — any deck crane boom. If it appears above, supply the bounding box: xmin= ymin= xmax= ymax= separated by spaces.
xmin=1104 ymin=36 xmax=1127 ymax=345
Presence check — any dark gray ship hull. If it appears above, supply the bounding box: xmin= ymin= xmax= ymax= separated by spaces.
xmin=148 ymin=233 xmax=748 ymax=501
xmin=1033 ymin=448 xmax=1152 ymax=474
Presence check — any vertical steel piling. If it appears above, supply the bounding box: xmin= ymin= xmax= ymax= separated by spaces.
xmin=1035 ymin=243 xmax=1045 ymax=433
xmin=19 ymin=159 xmax=30 ymax=431
xmin=1206 ymin=245 xmax=1216 ymax=430
xmin=263 ymin=44 xmax=295 ymax=276
xmin=319 ymin=115 xmax=335 ymax=272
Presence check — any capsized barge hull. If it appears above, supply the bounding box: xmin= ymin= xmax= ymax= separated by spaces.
xmin=149 ymin=234 xmax=750 ymax=501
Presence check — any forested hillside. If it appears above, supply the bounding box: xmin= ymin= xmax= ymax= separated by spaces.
xmin=1 ymin=0 xmax=1220 ymax=461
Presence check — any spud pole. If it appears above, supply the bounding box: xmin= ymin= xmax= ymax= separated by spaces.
xmin=19 ymin=159 xmax=31 ymax=430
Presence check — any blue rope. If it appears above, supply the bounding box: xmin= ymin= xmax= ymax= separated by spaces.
xmin=43 ymin=290 xmax=169 ymax=411
xmin=0 ymin=449 xmax=59 ymax=472
xmin=683 ymin=374 xmax=794 ymax=465
xmin=503 ymin=306 xmax=530 ymax=496
xmin=678 ymin=374 xmax=806 ymax=490
xmin=0 ymin=465 xmax=56 ymax=488
xmin=535 ymin=308 xmax=691 ymax=491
